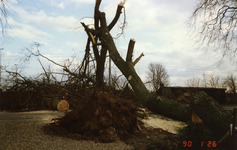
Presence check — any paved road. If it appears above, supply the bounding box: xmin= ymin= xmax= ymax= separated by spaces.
xmin=222 ymin=105 xmax=237 ymax=111
xmin=0 ymin=110 xmax=132 ymax=150
xmin=0 ymin=110 xmax=66 ymax=121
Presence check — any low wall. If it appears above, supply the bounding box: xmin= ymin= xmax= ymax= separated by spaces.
xmin=225 ymin=93 xmax=237 ymax=104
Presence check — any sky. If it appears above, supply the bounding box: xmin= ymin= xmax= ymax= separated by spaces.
xmin=0 ymin=0 xmax=236 ymax=88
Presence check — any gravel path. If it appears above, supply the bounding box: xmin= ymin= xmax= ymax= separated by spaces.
xmin=0 ymin=118 xmax=133 ymax=150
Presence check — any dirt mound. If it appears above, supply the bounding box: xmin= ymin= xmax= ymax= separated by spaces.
xmin=54 ymin=90 xmax=143 ymax=142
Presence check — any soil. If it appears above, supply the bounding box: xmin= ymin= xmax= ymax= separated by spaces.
xmin=40 ymin=89 xmax=182 ymax=150
xmin=42 ymin=122 xmax=180 ymax=150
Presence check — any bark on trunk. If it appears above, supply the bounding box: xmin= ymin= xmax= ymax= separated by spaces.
xmin=190 ymin=91 xmax=233 ymax=140
xmin=81 ymin=1 xmax=193 ymax=122
xmin=95 ymin=13 xmax=192 ymax=122
xmin=146 ymin=96 xmax=192 ymax=122
xmin=95 ymin=46 xmax=107 ymax=87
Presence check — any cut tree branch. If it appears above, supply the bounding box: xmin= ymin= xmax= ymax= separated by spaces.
xmin=81 ymin=22 xmax=97 ymax=44
xmin=108 ymin=2 xmax=125 ymax=31
xmin=99 ymin=12 xmax=107 ymax=28
xmin=126 ymin=38 xmax=135 ymax=63
xmin=94 ymin=0 xmax=102 ymax=30
xmin=132 ymin=53 xmax=144 ymax=66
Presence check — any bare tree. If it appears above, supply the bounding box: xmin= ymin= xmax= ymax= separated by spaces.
xmin=21 ymin=42 xmax=97 ymax=87
xmin=185 ymin=72 xmax=222 ymax=88
xmin=206 ymin=73 xmax=222 ymax=88
xmin=185 ymin=77 xmax=201 ymax=87
xmin=146 ymin=63 xmax=169 ymax=92
xmin=104 ymin=72 xmax=128 ymax=90
xmin=0 ymin=0 xmax=19 ymax=40
xmin=201 ymin=72 xmax=207 ymax=87
xmin=189 ymin=0 xmax=237 ymax=63
xmin=223 ymin=72 xmax=237 ymax=93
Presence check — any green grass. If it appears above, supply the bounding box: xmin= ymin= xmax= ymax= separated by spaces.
xmin=146 ymin=143 xmax=156 ymax=150
xmin=137 ymin=138 xmax=148 ymax=143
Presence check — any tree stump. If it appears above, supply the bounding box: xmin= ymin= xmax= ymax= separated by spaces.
xmin=190 ymin=91 xmax=233 ymax=140
xmin=51 ymin=100 xmax=69 ymax=111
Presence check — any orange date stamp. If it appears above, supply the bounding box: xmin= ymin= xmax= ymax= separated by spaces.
xmin=183 ymin=141 xmax=217 ymax=148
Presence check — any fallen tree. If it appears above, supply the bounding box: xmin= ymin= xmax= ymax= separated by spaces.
xmin=190 ymin=91 xmax=233 ymax=140
xmin=50 ymin=1 xmax=236 ymax=144
xmin=80 ymin=0 xmax=192 ymax=122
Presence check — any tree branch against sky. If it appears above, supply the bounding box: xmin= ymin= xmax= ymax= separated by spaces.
xmin=3 ymin=0 xmax=235 ymax=87
xmin=189 ymin=0 xmax=237 ymax=64
xmin=0 ymin=0 xmax=18 ymax=41
xmin=185 ymin=72 xmax=222 ymax=88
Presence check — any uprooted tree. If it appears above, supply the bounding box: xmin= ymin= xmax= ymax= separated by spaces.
xmin=53 ymin=0 xmax=234 ymax=143
xmin=52 ymin=1 xmax=193 ymax=143
xmin=78 ymin=0 xmax=192 ymax=122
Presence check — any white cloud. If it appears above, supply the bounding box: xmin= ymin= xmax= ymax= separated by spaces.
xmin=7 ymin=18 xmax=52 ymax=44
xmin=53 ymin=49 xmax=63 ymax=54
xmin=2 ymin=51 xmax=22 ymax=69
xmin=11 ymin=5 xmax=78 ymax=32
xmin=8 ymin=0 xmax=19 ymax=4
xmin=66 ymin=42 xmax=80 ymax=48
xmin=70 ymin=0 xmax=94 ymax=4
xmin=102 ymin=0 xmax=193 ymax=35
xmin=57 ymin=2 xmax=65 ymax=9
xmin=49 ymin=1 xmax=65 ymax=9
xmin=49 ymin=0 xmax=57 ymax=6
xmin=43 ymin=0 xmax=94 ymax=9
xmin=4 ymin=51 xmax=21 ymax=57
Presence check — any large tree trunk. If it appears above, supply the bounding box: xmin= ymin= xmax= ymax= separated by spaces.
xmin=106 ymin=34 xmax=192 ymax=121
xmin=94 ymin=12 xmax=192 ymax=122
xmin=95 ymin=46 xmax=107 ymax=87
xmin=190 ymin=91 xmax=233 ymax=140
xmin=81 ymin=1 xmax=192 ymax=122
